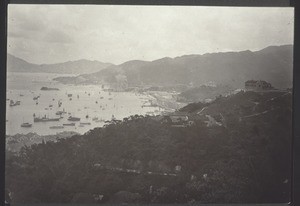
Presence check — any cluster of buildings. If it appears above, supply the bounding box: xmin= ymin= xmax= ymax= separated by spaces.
xmin=245 ymin=80 xmax=273 ymax=91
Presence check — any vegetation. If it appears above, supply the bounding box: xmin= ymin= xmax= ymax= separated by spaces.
xmin=178 ymin=84 xmax=232 ymax=103
xmin=5 ymin=91 xmax=292 ymax=204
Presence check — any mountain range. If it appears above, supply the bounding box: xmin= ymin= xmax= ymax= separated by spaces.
xmin=7 ymin=54 xmax=113 ymax=75
xmin=56 ymin=45 xmax=293 ymax=89
xmin=8 ymin=45 xmax=293 ymax=89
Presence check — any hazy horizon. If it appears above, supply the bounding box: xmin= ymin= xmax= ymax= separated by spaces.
xmin=7 ymin=5 xmax=294 ymax=65
xmin=7 ymin=43 xmax=293 ymax=66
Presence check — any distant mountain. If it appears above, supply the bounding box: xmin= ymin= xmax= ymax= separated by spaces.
xmin=65 ymin=45 xmax=292 ymax=89
xmin=7 ymin=54 xmax=113 ymax=75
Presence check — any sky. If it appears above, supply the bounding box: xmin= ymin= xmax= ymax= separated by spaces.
xmin=7 ymin=5 xmax=294 ymax=65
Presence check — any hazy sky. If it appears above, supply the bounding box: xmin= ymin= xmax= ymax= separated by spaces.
xmin=7 ymin=5 xmax=294 ymax=65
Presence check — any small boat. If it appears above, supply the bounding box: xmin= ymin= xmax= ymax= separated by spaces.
xmin=95 ymin=118 xmax=104 ymax=123
xmin=49 ymin=126 xmax=64 ymax=129
xmin=67 ymin=94 xmax=72 ymax=97
xmin=63 ymin=123 xmax=75 ymax=126
xmin=80 ymin=122 xmax=91 ymax=125
xmin=56 ymin=110 xmax=66 ymax=115
xmin=86 ymin=114 xmax=89 ymax=118
xmin=41 ymin=87 xmax=59 ymax=91
xmin=49 ymin=105 xmax=53 ymax=107
xmin=9 ymin=100 xmax=20 ymax=106
xmin=68 ymin=116 xmax=81 ymax=121
xmin=21 ymin=123 xmax=32 ymax=128
xmin=96 ymin=101 xmax=98 ymax=104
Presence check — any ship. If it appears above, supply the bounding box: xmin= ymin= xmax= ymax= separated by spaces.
xmin=49 ymin=125 xmax=64 ymax=129
xmin=63 ymin=123 xmax=76 ymax=126
xmin=41 ymin=87 xmax=59 ymax=91
xmin=21 ymin=123 xmax=32 ymax=127
xmin=80 ymin=122 xmax=91 ymax=125
xmin=68 ymin=116 xmax=81 ymax=121
xmin=34 ymin=115 xmax=60 ymax=122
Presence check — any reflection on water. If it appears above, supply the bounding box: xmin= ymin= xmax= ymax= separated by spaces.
xmin=6 ymin=72 xmax=162 ymax=135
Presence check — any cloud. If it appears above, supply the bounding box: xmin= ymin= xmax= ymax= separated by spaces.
xmin=43 ymin=29 xmax=73 ymax=44
xmin=7 ymin=5 xmax=294 ymax=65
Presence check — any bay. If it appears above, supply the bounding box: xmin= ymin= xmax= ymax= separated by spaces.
xmin=6 ymin=72 xmax=162 ymax=135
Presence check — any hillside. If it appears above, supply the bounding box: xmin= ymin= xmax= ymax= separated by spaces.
xmin=178 ymin=84 xmax=233 ymax=102
xmin=6 ymin=91 xmax=292 ymax=204
xmin=57 ymin=45 xmax=293 ymax=89
xmin=7 ymin=54 xmax=113 ymax=75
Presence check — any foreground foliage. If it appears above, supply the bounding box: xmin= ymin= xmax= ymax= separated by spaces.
xmin=6 ymin=91 xmax=292 ymax=204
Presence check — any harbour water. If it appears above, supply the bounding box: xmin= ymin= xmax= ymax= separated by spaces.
xmin=6 ymin=72 xmax=162 ymax=135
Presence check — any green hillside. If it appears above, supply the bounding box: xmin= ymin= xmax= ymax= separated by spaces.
xmin=5 ymin=91 xmax=292 ymax=204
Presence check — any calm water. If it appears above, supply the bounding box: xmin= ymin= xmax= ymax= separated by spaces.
xmin=6 ymin=72 xmax=162 ymax=135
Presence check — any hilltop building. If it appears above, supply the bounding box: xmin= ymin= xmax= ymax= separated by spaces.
xmin=245 ymin=80 xmax=273 ymax=91
xmin=161 ymin=112 xmax=194 ymax=127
